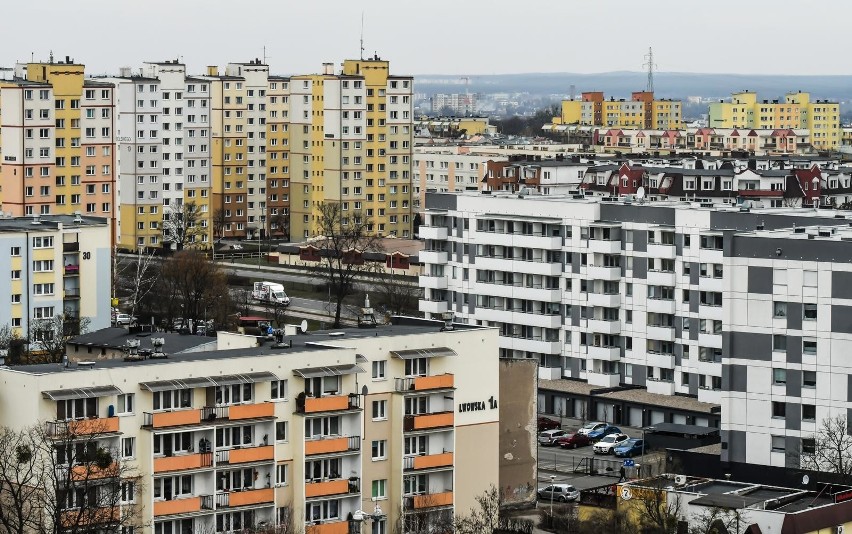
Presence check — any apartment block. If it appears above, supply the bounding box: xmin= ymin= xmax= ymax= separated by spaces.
xmin=709 ymin=91 xmax=840 ymax=151
xmin=266 ymin=76 xmax=291 ymax=238
xmin=0 ymin=214 xmax=111 ymax=342
xmin=0 ymin=58 xmax=117 ymax=241
xmin=419 ymin=191 xmax=852 ymax=467
xmin=557 ymin=91 xmax=682 ymax=130
xmin=414 ymin=146 xmax=499 ymax=211
xmin=290 ymin=58 xmax=414 ymax=240
xmin=0 ymin=319 xmax=499 ymax=533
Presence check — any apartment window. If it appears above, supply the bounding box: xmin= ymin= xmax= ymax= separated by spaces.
xmin=772 ymin=335 xmax=787 ymax=352
xmin=771 ymin=402 xmax=786 ymax=418
xmin=117 ymin=394 xmax=134 ymax=414
xmin=802 ymin=438 xmax=816 ymax=455
xmin=276 ymin=464 xmax=288 ymax=486
xmin=10 ymin=247 xmax=20 ymax=257
xmin=803 ymin=371 xmax=817 ymax=388
xmin=120 ymin=481 xmax=135 ymax=504
xmin=371 ymin=400 xmax=387 ymax=421
xmin=371 ymin=479 xmax=387 ymax=500
xmin=271 ymin=380 xmax=288 ymax=400
xmin=11 ymin=294 xmax=21 ymax=303
xmin=770 ymin=435 xmax=785 ymax=453
xmin=152 ymin=389 xmax=191 ymax=410
xmin=372 ymin=360 xmax=386 ymax=380
xmin=32 ymin=236 xmax=53 ymax=248
xmin=371 ymin=439 xmax=387 ymax=461
xmin=802 ymin=404 xmax=816 ymax=421
xmin=773 ymin=302 xmax=787 ymax=318
xmin=11 ymin=270 xmax=21 ymax=280
xmin=803 ymin=338 xmax=817 ymax=355
xmin=803 ymin=304 xmax=817 ymax=320
xmin=275 ymin=421 xmax=288 ymax=442
xmin=772 ymin=368 xmax=787 ymax=385
xmin=121 ymin=437 xmax=136 ymax=458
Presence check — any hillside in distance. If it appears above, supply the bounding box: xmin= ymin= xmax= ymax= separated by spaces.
xmin=414 ymin=71 xmax=852 ymax=101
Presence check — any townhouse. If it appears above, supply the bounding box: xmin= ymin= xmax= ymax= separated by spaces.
xmin=0 ymin=319 xmax=500 ymax=533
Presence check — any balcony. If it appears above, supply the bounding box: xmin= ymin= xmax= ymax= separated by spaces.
xmin=63 ymin=288 xmax=81 ymax=299
xmin=305 ymin=477 xmax=360 ymax=499
xmin=305 ymin=520 xmax=352 ymax=534
xmin=647 ymin=243 xmax=676 ymax=259
xmin=196 ymin=402 xmax=276 ymax=423
xmin=646 ymin=379 xmax=675 ymax=396
xmin=153 ymin=495 xmax=212 ymax=517
xmin=419 ymin=299 xmax=449 ymax=315
xmin=46 ymin=417 xmax=120 ymax=437
xmin=68 ymin=462 xmax=119 ymax=482
xmin=299 ymin=394 xmax=360 ymax=414
xmin=646 ymin=352 xmax=675 ymax=370
xmin=647 ymin=270 xmax=676 ymax=287
xmin=395 ymin=374 xmax=454 ymax=393
xmin=215 ymin=488 xmax=274 ymax=508
xmin=60 ymin=507 xmax=119 ymax=528
xmin=698 ymin=333 xmax=722 ymax=349
xmin=698 ymin=277 xmax=724 ymax=292
xmin=63 ymin=241 xmax=80 ymax=252
xmin=215 ymin=445 xmax=274 ymax=465
xmin=502 ymin=336 xmax=561 ymax=355
xmin=586 ymin=319 xmax=621 ymax=335
xmin=143 ymin=409 xmax=201 ymax=429
xmin=419 ymin=275 xmax=448 ymax=290
xmin=587 ymin=292 xmax=620 ymax=308
xmin=419 ymin=250 xmax=449 ymax=264
xmin=698 ymin=305 xmax=723 ymax=321
xmin=404 ymin=412 xmax=454 ymax=432
xmin=587 ymin=239 xmax=622 ymax=254
xmin=63 ymin=264 xmax=80 ymax=276
xmin=419 ymin=225 xmax=449 ymax=240
xmin=405 ymin=491 xmax=454 ymax=511
xmin=586 ymin=265 xmax=621 ymax=281
xmin=154 ymin=452 xmax=213 ymax=473
xmin=646 ymin=298 xmax=676 ymax=314
xmin=305 ymin=435 xmax=361 ymax=456
xmin=404 ymin=452 xmax=454 ymax=471
xmin=586 ymin=371 xmax=621 ymax=388
xmin=646 ymin=325 xmax=675 ymax=342
xmin=587 ymin=345 xmax=621 ymax=361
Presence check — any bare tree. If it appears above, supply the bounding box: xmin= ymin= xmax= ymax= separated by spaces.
xmin=0 ymin=420 xmax=143 ymax=534
xmin=162 ymin=201 xmax=204 ymax=251
xmin=373 ymin=274 xmax=420 ymax=317
xmin=454 ymin=485 xmax=501 ymax=534
xmin=689 ymin=505 xmax=748 ymax=534
xmin=315 ymin=203 xmax=383 ymax=328
xmin=576 ymin=507 xmax=633 ymax=534
xmin=633 ymin=478 xmax=683 ymax=534
xmin=154 ymin=251 xmax=230 ymax=332
xmin=115 ymin=248 xmax=159 ymax=321
xmin=28 ymin=314 xmax=92 ymax=364
xmin=263 ymin=298 xmax=288 ymax=328
xmin=269 ymin=211 xmax=289 ymax=240
xmin=799 ymin=414 xmax=852 ymax=481
xmin=212 ymin=208 xmax=227 ymax=244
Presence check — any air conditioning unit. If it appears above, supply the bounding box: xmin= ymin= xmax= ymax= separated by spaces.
xmin=674 ymin=475 xmax=687 ymax=485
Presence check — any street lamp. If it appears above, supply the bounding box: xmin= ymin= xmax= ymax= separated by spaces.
xmin=549 ymin=474 xmax=556 ymax=518
xmin=641 ymin=426 xmax=655 ymax=475
xmin=352 ymin=502 xmax=384 ymax=533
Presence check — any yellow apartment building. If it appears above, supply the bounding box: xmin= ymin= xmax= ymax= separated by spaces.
xmin=555 ymin=91 xmax=682 ymax=130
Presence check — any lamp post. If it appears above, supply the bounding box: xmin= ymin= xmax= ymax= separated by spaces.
xmin=352 ymin=501 xmax=384 ymax=533
xmin=641 ymin=426 xmax=654 ymax=476
xmin=549 ymin=474 xmax=556 ymax=518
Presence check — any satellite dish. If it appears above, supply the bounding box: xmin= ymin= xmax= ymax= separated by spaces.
xmin=636 ymin=186 xmax=646 ymax=201
xmin=299 ymin=320 xmax=308 ymax=333
xmin=802 ymin=474 xmax=810 ymax=485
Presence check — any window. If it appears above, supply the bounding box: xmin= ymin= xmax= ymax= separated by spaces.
xmin=405 ymin=358 xmax=428 ymax=377
xmin=773 ymin=335 xmax=787 ymax=352
xmin=276 ymin=464 xmax=288 ymax=486
xmin=122 ymin=437 xmax=136 ymax=458
xmin=772 ymin=402 xmax=786 ymax=418
xmin=770 ymin=435 xmax=785 ymax=452
xmin=371 ymin=479 xmax=387 ymax=500
xmin=803 ymin=338 xmax=817 ymax=355
xmin=10 ymin=247 xmax=20 ymax=256
xmin=773 ymin=302 xmax=787 ymax=318
xmin=117 ymin=393 xmax=134 ymax=414
xmin=772 ymin=368 xmax=786 ymax=385
xmin=803 ymin=371 xmax=817 ymax=388
xmin=802 ymin=404 xmax=816 ymax=421
xmin=152 ymin=389 xmax=192 ymax=410
xmin=120 ymin=481 xmax=135 ymax=504
xmin=372 ymin=400 xmax=387 ymax=420
xmin=32 ymin=236 xmax=54 ymax=248
xmin=56 ymin=397 xmax=97 ymax=420
xmin=371 ymin=439 xmax=387 ymax=460
xmin=275 ymin=421 xmax=288 ymax=442
xmin=803 ymin=304 xmax=817 ymax=320
xmin=372 ymin=360 xmax=386 ymax=380
xmin=271 ymin=380 xmax=288 ymax=400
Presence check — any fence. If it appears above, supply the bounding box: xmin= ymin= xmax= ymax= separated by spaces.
xmin=538 ymin=452 xmax=665 ymax=479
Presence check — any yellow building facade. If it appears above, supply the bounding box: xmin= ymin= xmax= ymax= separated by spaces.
xmin=555 ymin=92 xmax=682 ymax=130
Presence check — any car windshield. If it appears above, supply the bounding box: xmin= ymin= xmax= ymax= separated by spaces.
xmin=601 ymin=435 xmax=616 ymax=443
xmin=582 ymin=422 xmax=599 ymax=430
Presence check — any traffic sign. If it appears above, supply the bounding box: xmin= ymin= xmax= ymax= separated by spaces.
xmin=623 ymin=459 xmax=635 ymax=467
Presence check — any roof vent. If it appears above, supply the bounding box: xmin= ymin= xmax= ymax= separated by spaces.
xmin=794 ymin=227 xmax=806 ymax=233
xmin=31 ymin=215 xmax=41 ymax=225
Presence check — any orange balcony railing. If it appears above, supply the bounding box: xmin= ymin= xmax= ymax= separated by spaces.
xmin=216 ymin=445 xmax=274 ymax=465
xmin=229 ymin=403 xmax=275 ymax=420
xmin=153 ymin=497 xmax=201 ymax=517
xmin=403 ymin=412 xmax=454 ymax=432
xmin=144 ymin=410 xmax=201 ymax=429
xmin=70 ymin=462 xmax=119 ymax=481
xmin=305 ymin=479 xmax=350 ymax=498
xmin=404 ymin=452 xmax=454 ymax=471
xmin=300 ymin=395 xmax=360 ymax=414
xmin=407 ymin=491 xmax=454 ymax=510
xmin=414 ymin=374 xmax=454 ymax=391
xmin=216 ymin=488 xmax=274 ymax=508
xmin=60 ymin=506 xmax=119 ymax=527
xmin=305 ymin=520 xmax=351 ymax=534
xmin=47 ymin=417 xmax=120 ymax=437
xmin=153 ymin=453 xmax=213 ymax=473
xmin=304 ymin=436 xmax=360 ymax=456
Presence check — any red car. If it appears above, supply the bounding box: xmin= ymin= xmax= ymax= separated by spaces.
xmin=557 ymin=432 xmax=591 ymax=449
xmin=537 ymin=416 xmax=561 ymax=432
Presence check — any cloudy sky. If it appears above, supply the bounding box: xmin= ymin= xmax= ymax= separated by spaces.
xmin=3 ymin=0 xmax=851 ymax=76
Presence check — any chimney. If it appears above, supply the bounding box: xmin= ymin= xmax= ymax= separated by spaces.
xmin=65 ymin=55 xmax=71 ymax=64
xmin=322 ymin=62 xmax=334 ymax=75
xmin=207 ymin=65 xmax=218 ymax=76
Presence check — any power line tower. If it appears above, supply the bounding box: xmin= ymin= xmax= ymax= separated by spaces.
xmin=643 ymin=47 xmax=657 ymax=93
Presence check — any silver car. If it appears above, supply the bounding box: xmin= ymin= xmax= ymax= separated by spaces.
xmin=538 ymin=429 xmax=567 ymax=446
xmin=537 ymin=484 xmax=579 ymax=503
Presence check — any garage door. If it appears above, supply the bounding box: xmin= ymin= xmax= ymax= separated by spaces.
xmin=650 ymin=410 xmax=665 ymax=424
xmin=629 ymin=408 xmax=643 ymax=428
xmin=596 ymin=403 xmax=610 ymax=422
xmin=673 ymin=414 xmax=687 ymax=425
xmin=695 ymin=417 xmax=709 ymax=427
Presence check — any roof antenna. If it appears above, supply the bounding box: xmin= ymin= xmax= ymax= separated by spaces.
xmin=360 ymin=12 xmax=365 ymax=60
xmin=643 ymin=47 xmax=656 ymax=93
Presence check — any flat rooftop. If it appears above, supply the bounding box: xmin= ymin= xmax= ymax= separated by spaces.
xmin=0 ymin=214 xmax=108 ymax=233
xmin=6 ymin=318 xmax=487 ymax=376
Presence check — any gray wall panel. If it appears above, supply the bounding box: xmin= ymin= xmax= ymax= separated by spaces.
xmin=832 ymin=305 xmax=852 ymax=334
xmin=786 ymin=403 xmax=801 ymax=431
xmin=787 ymin=336 xmax=801 ymax=364
xmin=834 ymin=272 xmax=852 ymax=299
xmin=425 ymin=193 xmax=458 ymax=211
xmin=787 ymin=302 xmax=802 ymax=331
xmin=786 ymin=369 xmax=802 ymax=398
xmin=729 ymin=331 xmax=772 ymax=361
xmin=747 ymin=266 xmax=773 ymax=294
xmin=633 ymin=259 xmax=647 ymax=279
xmin=632 ymin=230 xmax=648 ymax=252
xmin=690 ymin=264 xmax=699 ymax=286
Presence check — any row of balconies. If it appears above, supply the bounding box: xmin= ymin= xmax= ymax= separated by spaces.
xmin=153 ymin=445 xmax=277 ymax=474
xmin=153 ymin=488 xmax=274 ymax=517
xmin=143 ymin=402 xmax=276 ymax=429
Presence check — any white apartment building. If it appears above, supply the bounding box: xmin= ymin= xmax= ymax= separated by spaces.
xmin=419 ymin=191 xmax=852 ymax=468
xmin=413 ymin=147 xmax=501 ymax=211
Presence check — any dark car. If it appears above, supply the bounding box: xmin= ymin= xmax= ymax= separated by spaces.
xmin=537 ymin=416 xmax=561 ymax=432
xmin=557 ymin=432 xmax=591 ymax=449
xmin=614 ymin=438 xmax=646 ymax=458
xmin=587 ymin=424 xmax=621 ymax=441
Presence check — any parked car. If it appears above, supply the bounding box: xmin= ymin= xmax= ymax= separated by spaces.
xmin=577 ymin=421 xmax=606 ymax=436
xmin=538 ymin=429 xmax=568 ymax=447
xmin=587 ymin=424 xmax=622 ymax=441
xmin=614 ymin=438 xmax=646 ymax=458
xmin=593 ymin=433 xmax=630 ymax=455
xmin=537 ymin=416 xmax=561 ymax=432
xmin=114 ymin=313 xmax=136 ymax=326
xmin=557 ymin=432 xmax=591 ymax=449
xmin=537 ymin=484 xmax=579 ymax=503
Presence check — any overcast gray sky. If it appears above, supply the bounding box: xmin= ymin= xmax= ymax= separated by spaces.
xmin=4 ymin=0 xmax=851 ymax=76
